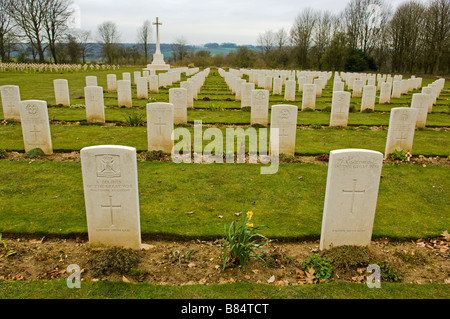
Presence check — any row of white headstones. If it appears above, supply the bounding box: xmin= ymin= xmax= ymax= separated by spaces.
xmin=81 ymin=145 xmax=382 ymax=251
xmin=0 ymin=62 xmax=120 ymax=73
xmin=0 ymin=70 xmax=446 ymax=251
xmin=0 ymin=69 xmax=445 ymax=159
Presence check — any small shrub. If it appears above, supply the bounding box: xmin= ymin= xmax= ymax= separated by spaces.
xmin=124 ymin=112 xmax=145 ymax=126
xmin=322 ymin=245 xmax=372 ymax=270
xmin=302 ymin=107 xmax=314 ymax=112
xmin=394 ymin=250 xmax=429 ymax=265
xmin=310 ymin=123 xmax=322 ymax=129
xmin=301 ymin=253 xmax=334 ymax=281
xmin=322 ymin=106 xmax=332 ymax=112
xmin=89 ymin=247 xmax=139 ymax=277
xmin=361 ymin=108 xmax=374 ymax=113
xmin=262 ymin=246 xmax=293 ymax=268
xmin=349 ymin=105 xmax=357 ymax=113
xmin=0 ymin=149 xmax=7 ymax=159
xmin=241 ymin=106 xmax=251 ymax=112
xmin=168 ymin=248 xmax=195 ymax=267
xmin=25 ymin=148 xmax=44 ymax=158
xmin=389 ymin=149 xmax=408 ymax=162
xmin=141 ymin=150 xmax=164 ymax=161
xmin=379 ymin=260 xmax=403 ymax=282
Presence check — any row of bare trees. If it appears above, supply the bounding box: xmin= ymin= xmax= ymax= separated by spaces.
xmin=0 ymin=0 xmax=74 ymax=63
xmin=0 ymin=0 xmax=153 ymax=65
xmin=257 ymin=0 xmax=449 ymax=75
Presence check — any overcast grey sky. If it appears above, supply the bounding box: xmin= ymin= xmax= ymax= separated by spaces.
xmin=70 ymin=0 xmax=420 ymax=46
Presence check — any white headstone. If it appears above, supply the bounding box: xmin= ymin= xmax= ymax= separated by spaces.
xmin=19 ymin=100 xmax=53 ymax=154
xmin=180 ymin=81 xmax=194 ymax=109
xmin=250 ymin=89 xmax=269 ymax=126
xmin=122 ymin=72 xmax=131 ymax=82
xmin=85 ymin=86 xmax=105 ymax=123
xmin=107 ymin=74 xmax=117 ymax=93
xmin=352 ymin=80 xmax=364 ymax=98
xmin=1 ymin=85 xmax=21 ymax=121
xmin=421 ymin=87 xmax=434 ymax=113
xmin=136 ymin=76 xmax=149 ymax=100
xmin=270 ymin=104 xmax=298 ymax=156
xmin=241 ymin=82 xmax=255 ymax=108
xmin=391 ymin=81 xmax=402 ymax=98
xmin=298 ymin=76 xmax=307 ymax=92
xmin=147 ymin=102 xmax=174 ymax=153
xmin=169 ymin=88 xmax=188 ymax=124
xmin=53 ymin=79 xmax=70 ymax=107
xmin=80 ymin=145 xmax=142 ymax=250
xmin=273 ymin=77 xmax=282 ymax=95
xmin=320 ymin=149 xmax=383 ymax=250
xmin=264 ymin=76 xmax=273 ymax=91
xmin=86 ymin=76 xmax=97 ymax=87
xmin=384 ymin=107 xmax=418 ymax=158
xmin=330 ymin=91 xmax=351 ymax=127
xmin=117 ymin=80 xmax=132 ymax=108
xmin=149 ymin=75 xmax=159 ymax=94
xmin=133 ymin=71 xmax=142 ymax=85
xmin=410 ymin=93 xmax=431 ymax=129
xmin=284 ymin=80 xmax=296 ymax=102
xmin=333 ymin=81 xmax=344 ymax=92
xmin=302 ymin=84 xmax=316 ymax=110
xmin=314 ymin=78 xmax=323 ymax=97
xmin=379 ymin=82 xmax=391 ymax=104
xmin=361 ymin=85 xmax=376 ymax=112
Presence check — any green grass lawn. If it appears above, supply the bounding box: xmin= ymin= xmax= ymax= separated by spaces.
xmin=0 ymin=280 xmax=448 ymax=299
xmin=0 ymin=68 xmax=448 ymax=300
xmin=0 ymin=161 xmax=448 ymax=239
xmin=1 ymin=124 xmax=448 ymax=156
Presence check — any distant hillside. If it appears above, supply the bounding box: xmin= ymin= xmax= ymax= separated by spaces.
xmin=8 ymin=43 xmax=256 ymax=62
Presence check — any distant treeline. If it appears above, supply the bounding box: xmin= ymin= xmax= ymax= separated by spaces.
xmin=1 ymin=0 xmax=448 ymax=75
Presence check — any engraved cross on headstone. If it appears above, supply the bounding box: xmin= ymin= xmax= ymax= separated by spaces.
xmin=30 ymin=125 xmax=40 ymax=142
xmin=101 ymin=195 xmax=122 ymax=227
xmin=154 ymin=116 xmax=166 ymax=135
xmin=342 ymin=179 xmax=365 ymax=215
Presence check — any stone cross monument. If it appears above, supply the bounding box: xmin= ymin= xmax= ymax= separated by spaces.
xmin=145 ymin=17 xmax=170 ymax=71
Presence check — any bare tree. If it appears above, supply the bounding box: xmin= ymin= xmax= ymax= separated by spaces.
xmin=171 ymin=36 xmax=189 ymax=63
xmin=256 ymin=29 xmax=275 ymax=54
xmin=97 ymin=21 xmax=120 ymax=64
xmin=137 ymin=20 xmax=152 ymax=64
xmin=389 ymin=1 xmax=426 ymax=73
xmin=42 ymin=0 xmax=74 ymax=63
xmin=7 ymin=0 xmax=49 ymax=62
xmin=423 ymin=0 xmax=450 ymax=74
xmin=344 ymin=0 xmax=390 ymax=55
xmin=0 ymin=0 xmax=16 ymax=62
xmin=290 ymin=7 xmax=319 ymax=69
xmin=312 ymin=11 xmax=333 ymax=69
xmin=74 ymin=29 xmax=92 ymax=64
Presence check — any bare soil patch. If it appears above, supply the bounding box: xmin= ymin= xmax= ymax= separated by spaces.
xmin=0 ymin=235 xmax=448 ymax=286
xmin=3 ymin=151 xmax=449 ymax=167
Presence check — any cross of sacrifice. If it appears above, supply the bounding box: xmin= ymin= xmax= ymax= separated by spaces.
xmin=101 ymin=195 xmax=122 ymax=227
xmin=153 ymin=17 xmax=162 ymax=54
xmin=342 ymin=179 xmax=366 ymax=215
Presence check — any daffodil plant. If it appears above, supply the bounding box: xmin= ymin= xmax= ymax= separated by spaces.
xmin=221 ymin=211 xmax=270 ymax=271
